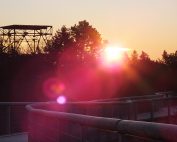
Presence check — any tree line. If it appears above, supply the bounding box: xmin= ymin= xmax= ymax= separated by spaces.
xmin=0 ymin=20 xmax=176 ymax=66
xmin=0 ymin=20 xmax=177 ymax=101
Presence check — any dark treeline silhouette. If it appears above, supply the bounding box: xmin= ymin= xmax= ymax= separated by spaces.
xmin=0 ymin=20 xmax=177 ymax=101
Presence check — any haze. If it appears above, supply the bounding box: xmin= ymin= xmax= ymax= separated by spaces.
xmin=1 ymin=0 xmax=177 ymax=59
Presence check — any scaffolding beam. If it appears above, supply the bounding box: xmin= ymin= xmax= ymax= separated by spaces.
xmin=0 ymin=25 xmax=53 ymax=54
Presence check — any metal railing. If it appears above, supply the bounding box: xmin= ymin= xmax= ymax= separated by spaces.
xmin=26 ymin=92 xmax=177 ymax=142
xmin=0 ymin=92 xmax=176 ymax=141
xmin=0 ymin=102 xmax=35 ymax=135
xmin=88 ymin=91 xmax=169 ymax=102
xmin=68 ymin=93 xmax=177 ymax=123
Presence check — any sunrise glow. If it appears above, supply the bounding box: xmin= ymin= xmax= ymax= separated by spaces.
xmin=100 ymin=46 xmax=130 ymax=68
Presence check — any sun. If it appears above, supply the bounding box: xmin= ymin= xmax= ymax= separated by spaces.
xmin=100 ymin=46 xmax=130 ymax=68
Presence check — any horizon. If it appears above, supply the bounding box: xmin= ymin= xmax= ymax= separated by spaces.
xmin=1 ymin=0 xmax=177 ymax=59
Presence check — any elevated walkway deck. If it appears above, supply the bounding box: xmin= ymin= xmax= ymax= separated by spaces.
xmin=0 ymin=133 xmax=28 ymax=142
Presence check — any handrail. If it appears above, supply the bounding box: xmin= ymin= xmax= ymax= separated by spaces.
xmin=71 ymin=91 xmax=176 ymax=104
xmin=26 ymin=102 xmax=177 ymax=142
xmin=0 ymin=102 xmax=40 ymax=135
xmin=26 ymin=104 xmax=120 ymax=131
xmin=0 ymin=102 xmax=37 ymax=105
xmin=0 ymin=92 xmax=176 ymax=140
xmin=0 ymin=94 xmax=176 ymax=106
xmin=81 ymin=94 xmax=158 ymax=102
xmin=68 ymin=95 xmax=177 ymax=105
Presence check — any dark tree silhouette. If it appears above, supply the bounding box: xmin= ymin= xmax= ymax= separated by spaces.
xmin=139 ymin=51 xmax=150 ymax=61
xmin=131 ymin=50 xmax=139 ymax=63
xmin=162 ymin=50 xmax=177 ymax=67
xmin=0 ymin=37 xmax=4 ymax=54
xmin=45 ymin=26 xmax=73 ymax=53
xmin=70 ymin=20 xmax=102 ymax=58
xmin=162 ymin=50 xmax=168 ymax=64
xmin=45 ymin=20 xmax=102 ymax=63
xmin=1 ymin=20 xmax=177 ymax=101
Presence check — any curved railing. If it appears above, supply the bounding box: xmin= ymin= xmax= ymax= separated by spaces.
xmin=0 ymin=102 xmax=34 ymax=135
xmin=0 ymin=102 xmax=46 ymax=135
xmin=88 ymin=91 xmax=169 ymax=102
xmin=26 ymin=103 xmax=177 ymax=142
xmin=26 ymin=92 xmax=177 ymax=142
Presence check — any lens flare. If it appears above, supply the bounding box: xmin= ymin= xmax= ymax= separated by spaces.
xmin=57 ymin=95 xmax=66 ymax=104
xmin=43 ymin=78 xmax=66 ymax=99
xmin=100 ymin=46 xmax=129 ymax=68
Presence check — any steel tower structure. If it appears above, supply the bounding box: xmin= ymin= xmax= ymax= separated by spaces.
xmin=0 ymin=25 xmax=53 ymax=54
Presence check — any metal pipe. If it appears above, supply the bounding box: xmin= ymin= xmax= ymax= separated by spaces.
xmin=27 ymin=102 xmax=177 ymax=142
xmin=117 ymin=120 xmax=177 ymax=141
xmin=7 ymin=105 xmax=11 ymax=134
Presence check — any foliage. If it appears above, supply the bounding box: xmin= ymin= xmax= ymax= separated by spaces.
xmin=161 ymin=50 xmax=177 ymax=67
xmin=139 ymin=51 xmax=150 ymax=61
xmin=131 ymin=50 xmax=139 ymax=62
xmin=1 ymin=20 xmax=177 ymax=101
xmin=45 ymin=26 xmax=73 ymax=53
xmin=45 ymin=20 xmax=102 ymax=63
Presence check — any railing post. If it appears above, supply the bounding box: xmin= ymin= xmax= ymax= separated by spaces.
xmin=150 ymin=100 xmax=154 ymax=121
xmin=167 ymin=98 xmax=171 ymax=123
xmin=7 ymin=105 xmax=11 ymax=134
xmin=127 ymin=101 xmax=131 ymax=120
xmin=81 ymin=125 xmax=86 ymax=142
xmin=134 ymin=102 xmax=137 ymax=120
xmin=128 ymin=100 xmax=133 ymax=120
xmin=28 ymin=111 xmax=35 ymax=142
xmin=111 ymin=104 xmax=114 ymax=118
xmin=57 ymin=120 xmax=61 ymax=142
xmin=117 ymin=133 xmax=123 ymax=142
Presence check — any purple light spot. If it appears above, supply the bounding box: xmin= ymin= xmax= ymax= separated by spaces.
xmin=57 ymin=96 xmax=66 ymax=104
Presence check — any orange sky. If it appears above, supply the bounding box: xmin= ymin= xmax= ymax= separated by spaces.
xmin=0 ymin=0 xmax=177 ymax=59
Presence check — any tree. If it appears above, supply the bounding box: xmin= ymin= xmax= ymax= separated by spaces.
xmin=131 ymin=50 xmax=139 ymax=63
xmin=162 ymin=50 xmax=177 ymax=67
xmin=45 ymin=26 xmax=73 ymax=53
xmin=45 ymin=20 xmax=102 ymax=63
xmin=139 ymin=51 xmax=150 ymax=61
xmin=70 ymin=20 xmax=102 ymax=58
xmin=162 ymin=50 xmax=168 ymax=64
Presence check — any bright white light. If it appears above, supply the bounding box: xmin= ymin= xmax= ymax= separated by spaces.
xmin=57 ymin=95 xmax=66 ymax=104
xmin=101 ymin=46 xmax=129 ymax=66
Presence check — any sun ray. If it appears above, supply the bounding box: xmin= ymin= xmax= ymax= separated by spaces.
xmin=99 ymin=46 xmax=130 ymax=68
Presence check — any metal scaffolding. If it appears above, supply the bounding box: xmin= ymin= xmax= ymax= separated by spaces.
xmin=0 ymin=25 xmax=53 ymax=54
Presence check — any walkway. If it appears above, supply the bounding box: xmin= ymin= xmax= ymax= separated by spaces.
xmin=0 ymin=133 xmax=28 ymax=142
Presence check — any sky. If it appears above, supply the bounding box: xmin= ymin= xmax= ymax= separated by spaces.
xmin=0 ymin=0 xmax=177 ymax=59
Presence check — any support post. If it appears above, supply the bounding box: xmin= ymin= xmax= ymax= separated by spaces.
xmin=7 ymin=105 xmax=11 ymax=134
